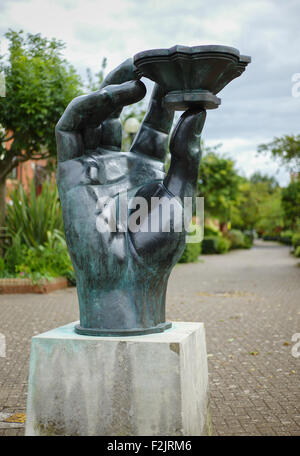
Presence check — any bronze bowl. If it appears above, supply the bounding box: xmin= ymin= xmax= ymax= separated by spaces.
xmin=134 ymin=45 xmax=251 ymax=110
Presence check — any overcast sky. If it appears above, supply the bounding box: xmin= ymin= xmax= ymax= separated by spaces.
xmin=1 ymin=0 xmax=300 ymax=185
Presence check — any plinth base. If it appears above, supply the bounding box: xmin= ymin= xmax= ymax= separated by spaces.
xmin=25 ymin=321 xmax=211 ymax=436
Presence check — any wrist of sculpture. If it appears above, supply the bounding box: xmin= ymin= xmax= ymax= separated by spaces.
xmin=74 ymin=276 xmax=172 ymax=336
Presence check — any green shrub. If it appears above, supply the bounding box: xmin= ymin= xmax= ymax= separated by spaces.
xmin=204 ymin=225 xmax=220 ymax=237
xmin=0 ymin=230 xmax=75 ymax=284
xmin=216 ymin=236 xmax=231 ymax=253
xmin=179 ymin=242 xmax=201 ymax=263
xmin=243 ymin=231 xmax=253 ymax=249
xmin=292 ymin=233 xmax=300 ymax=249
xmin=6 ymin=180 xmax=63 ymax=248
xmin=201 ymin=235 xmax=231 ymax=254
xmin=17 ymin=230 xmax=74 ymax=281
xmin=279 ymin=230 xmax=293 ymax=245
xmin=294 ymin=246 xmax=300 ymax=257
xmin=226 ymin=229 xmax=245 ymax=249
xmin=262 ymin=235 xmax=280 ymax=241
xmin=1 ymin=232 xmax=26 ymax=275
xmin=201 ymin=236 xmax=219 ymax=254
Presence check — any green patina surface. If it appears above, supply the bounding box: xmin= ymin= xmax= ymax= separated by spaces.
xmin=56 ymin=47 xmax=250 ymax=336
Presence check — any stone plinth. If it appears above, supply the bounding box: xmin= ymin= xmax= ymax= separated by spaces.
xmin=25 ymin=321 xmax=211 ymax=436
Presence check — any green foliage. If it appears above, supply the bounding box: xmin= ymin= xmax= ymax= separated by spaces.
xmin=6 ymin=180 xmax=63 ymax=248
xmin=281 ymin=179 xmax=300 ymax=227
xmin=1 ymin=229 xmax=75 ymax=283
xmin=250 ymin=172 xmax=279 ymax=191
xmin=201 ymin=235 xmax=231 ymax=254
xmin=0 ymin=231 xmax=25 ymax=276
xmin=16 ymin=230 xmax=75 ymax=283
xmin=178 ymin=241 xmax=201 ymax=263
xmin=85 ymin=57 xmax=107 ymax=91
xmin=258 ymin=135 xmax=300 ymax=171
xmin=292 ymin=233 xmax=300 ymax=249
xmin=262 ymin=235 xmax=280 ymax=241
xmin=204 ymin=224 xmax=220 ymax=236
xmin=178 ymin=223 xmax=203 ymax=263
xmin=226 ymin=229 xmax=245 ymax=249
xmin=279 ymin=230 xmax=293 ymax=245
xmin=0 ymin=29 xmax=82 ymax=182
xmin=294 ymin=246 xmax=300 ymax=258
xmin=216 ymin=236 xmax=231 ymax=253
xmin=243 ymin=231 xmax=254 ymax=249
xmin=201 ymin=237 xmax=218 ymax=254
xmin=226 ymin=229 xmax=252 ymax=249
xmin=232 ymin=176 xmax=284 ymax=235
xmin=254 ymin=187 xmax=284 ymax=236
xmin=198 ymin=149 xmax=240 ymax=223
xmin=1 ymin=182 xmax=74 ymax=283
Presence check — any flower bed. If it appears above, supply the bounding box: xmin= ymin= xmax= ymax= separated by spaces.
xmin=0 ymin=277 xmax=68 ymax=294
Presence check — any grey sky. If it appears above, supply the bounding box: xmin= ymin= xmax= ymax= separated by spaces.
xmin=1 ymin=0 xmax=299 ymax=184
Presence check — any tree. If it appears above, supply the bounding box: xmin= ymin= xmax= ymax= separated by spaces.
xmin=230 ymin=179 xmax=260 ymax=230
xmin=250 ymin=171 xmax=279 ymax=191
xmin=85 ymin=57 xmax=107 ymax=92
xmin=231 ymin=173 xmax=283 ymax=233
xmin=0 ymin=30 xmax=82 ymax=225
xmin=198 ymin=147 xmax=240 ymax=224
xmin=254 ymin=187 xmax=284 ymax=235
xmin=281 ymin=178 xmax=300 ymax=228
xmin=258 ymin=135 xmax=300 ymax=171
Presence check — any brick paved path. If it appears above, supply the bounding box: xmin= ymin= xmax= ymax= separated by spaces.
xmin=0 ymin=240 xmax=299 ymax=435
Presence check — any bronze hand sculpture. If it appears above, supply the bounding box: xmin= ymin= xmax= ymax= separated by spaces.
xmin=56 ymin=45 xmax=250 ymax=336
xmin=56 ymin=58 xmax=206 ymax=335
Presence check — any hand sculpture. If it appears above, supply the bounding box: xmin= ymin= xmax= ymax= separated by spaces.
xmin=56 ymin=58 xmax=206 ymax=336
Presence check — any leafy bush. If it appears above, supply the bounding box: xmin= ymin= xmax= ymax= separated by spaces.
xmin=201 ymin=236 xmax=219 ymax=254
xmin=242 ymin=230 xmax=254 ymax=249
xmin=0 ymin=229 xmax=75 ymax=284
xmin=292 ymin=233 xmax=300 ymax=249
xmin=226 ymin=229 xmax=245 ymax=249
xmin=6 ymin=180 xmax=63 ymax=248
xmin=201 ymin=235 xmax=231 ymax=254
xmin=1 ymin=182 xmax=75 ymax=283
xmin=262 ymin=235 xmax=280 ymax=241
xmin=216 ymin=236 xmax=231 ymax=253
xmin=204 ymin=224 xmax=220 ymax=237
xmin=279 ymin=230 xmax=293 ymax=245
xmin=1 ymin=232 xmax=25 ymax=275
xmin=295 ymin=246 xmax=300 ymax=258
xmin=179 ymin=242 xmax=201 ymax=263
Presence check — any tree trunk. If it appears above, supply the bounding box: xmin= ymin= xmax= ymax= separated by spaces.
xmin=0 ymin=177 xmax=6 ymax=228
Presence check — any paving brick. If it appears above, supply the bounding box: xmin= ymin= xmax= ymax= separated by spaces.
xmin=0 ymin=240 xmax=299 ymax=436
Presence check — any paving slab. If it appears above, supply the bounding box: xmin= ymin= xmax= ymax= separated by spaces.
xmin=0 ymin=240 xmax=299 ymax=436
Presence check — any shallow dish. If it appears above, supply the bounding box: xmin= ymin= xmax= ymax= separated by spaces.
xmin=134 ymin=45 xmax=251 ymax=110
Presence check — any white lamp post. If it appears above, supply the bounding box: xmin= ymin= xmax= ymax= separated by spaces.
xmin=124 ymin=117 xmax=140 ymax=147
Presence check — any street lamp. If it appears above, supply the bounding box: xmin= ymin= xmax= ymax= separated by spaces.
xmin=124 ymin=117 xmax=140 ymax=148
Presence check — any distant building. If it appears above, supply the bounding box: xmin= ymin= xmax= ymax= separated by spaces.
xmin=290 ymin=172 xmax=299 ymax=182
xmin=4 ymin=130 xmax=50 ymax=201
xmin=6 ymin=158 xmax=49 ymax=199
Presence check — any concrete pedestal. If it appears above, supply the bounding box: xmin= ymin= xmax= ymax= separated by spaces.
xmin=25 ymin=321 xmax=211 ymax=436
